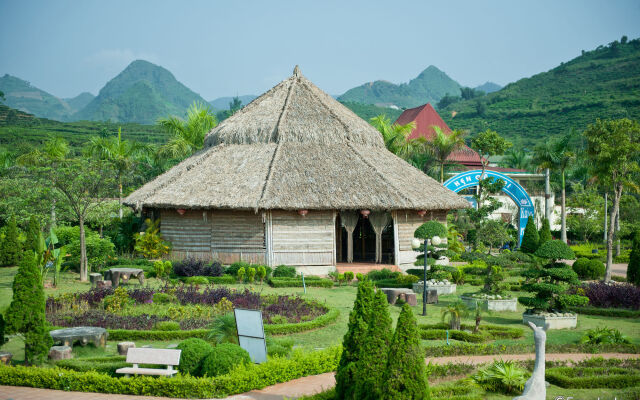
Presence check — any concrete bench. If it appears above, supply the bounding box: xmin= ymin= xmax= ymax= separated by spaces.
xmin=115 ymin=348 xmax=181 ymax=377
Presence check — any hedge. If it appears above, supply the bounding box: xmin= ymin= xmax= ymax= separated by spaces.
xmin=424 ymin=342 xmax=640 ymax=357
xmin=56 ymin=356 xmax=128 ymax=376
xmin=420 ymin=329 xmax=487 ymax=343
xmin=568 ymin=305 xmax=640 ymax=318
xmin=104 ymin=307 xmax=340 ymax=340
xmin=370 ymin=278 xmax=412 ymax=289
xmin=419 ymin=323 xmax=523 ymax=341
xmin=0 ymin=347 xmax=342 ymax=398
xmin=269 ymin=277 xmax=334 ymax=288
xmin=546 ymin=366 xmax=640 ymax=389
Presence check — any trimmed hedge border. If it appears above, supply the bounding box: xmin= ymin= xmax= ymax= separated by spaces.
xmin=269 ymin=277 xmax=334 ymax=288
xmin=0 ymin=347 xmax=341 ymax=398
xmin=567 ymin=305 xmax=640 ymax=318
xmin=424 ymin=342 xmax=640 ymax=357
xmin=546 ymin=366 xmax=640 ymax=389
xmin=104 ymin=307 xmax=340 ymax=340
xmin=419 ymin=323 xmax=523 ymax=343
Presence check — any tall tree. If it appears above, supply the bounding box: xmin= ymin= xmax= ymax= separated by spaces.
xmin=158 ymin=102 xmax=217 ymax=160
xmin=471 ymin=129 xmax=512 ymax=200
xmin=5 ymin=252 xmax=52 ymax=365
xmin=0 ymin=216 xmax=21 ymax=266
xmin=584 ymin=118 xmax=640 ymax=281
xmin=520 ymin=216 xmax=539 ymax=254
xmin=371 ymin=115 xmax=420 ymax=160
xmin=424 ymin=126 xmax=465 ymax=183
xmin=538 ymin=218 xmax=552 ymax=247
xmin=500 ymin=148 xmax=531 ymax=170
xmin=24 ymin=215 xmax=41 ymax=253
xmin=533 ymin=132 xmax=576 ymax=243
xmin=86 ymin=127 xmax=150 ymax=218
xmin=382 ymin=303 xmax=429 ymax=400
xmin=38 ymin=159 xmax=114 ymax=281
xmin=336 ymin=279 xmax=375 ymax=400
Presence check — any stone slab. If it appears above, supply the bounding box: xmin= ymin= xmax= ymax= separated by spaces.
xmin=118 ymin=342 xmax=136 ymax=356
xmin=523 ymin=313 xmax=577 ymax=330
xmin=49 ymin=345 xmax=72 ymax=361
xmin=461 ymin=295 xmax=518 ymax=311
xmin=50 ymin=326 xmax=108 ymax=347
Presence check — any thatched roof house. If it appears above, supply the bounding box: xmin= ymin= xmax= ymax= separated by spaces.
xmin=126 ymin=66 xmax=468 ymax=273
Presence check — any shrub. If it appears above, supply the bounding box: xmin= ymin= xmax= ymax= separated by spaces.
xmin=546 ymin=366 xmax=639 ymax=389
xmin=538 ymin=218 xmax=552 ymax=247
xmin=200 ymin=343 xmax=251 ymax=377
xmin=355 ymin=272 xmax=364 ymax=281
xmin=256 ymin=266 xmax=266 ymax=283
xmin=577 ymin=282 xmax=640 ymax=309
xmin=519 ymin=260 xmax=585 ymax=312
xmin=572 ymin=258 xmax=605 ymax=280
xmin=247 ymin=267 xmax=256 ymax=283
xmin=226 ymin=261 xmax=249 ymax=277
xmin=155 ymin=321 xmax=181 ymax=331
xmin=152 ymin=292 xmax=176 ymax=304
xmin=344 ymin=271 xmax=354 ymax=282
xmin=0 ymin=314 xmax=5 ymax=346
xmin=273 ymin=265 xmax=296 ymax=278
xmin=236 ymin=267 xmax=245 ymax=282
xmin=134 ymin=218 xmax=170 ymax=259
xmin=4 ymin=252 xmax=52 ymax=365
xmin=207 ymin=313 xmax=238 ymax=345
xmin=414 ymin=220 xmax=447 ymax=239
xmin=269 ymin=277 xmax=334 ymax=288
xmin=535 ymin=240 xmax=575 ymax=262
xmin=471 ymin=360 xmax=528 ymax=394
xmin=382 ymin=303 xmax=429 ymax=400
xmin=580 ymin=327 xmax=630 ymax=344
xmin=0 ymin=216 xmax=22 ymax=267
xmin=154 ymin=260 xmax=173 ymax=279
xmin=104 ymin=287 xmax=132 ymax=313
xmin=628 ymin=231 xmax=640 ymax=286
xmin=211 ymin=275 xmax=236 ymax=284
xmin=24 ymin=215 xmax=41 ymax=254
xmin=266 ymin=337 xmax=294 ymax=357
xmin=367 ymin=268 xmax=399 ymax=281
xmin=204 ymin=261 xmax=224 ymax=277
xmin=519 ymin=216 xmax=539 ymax=254
xmin=173 ymin=257 xmax=208 ymax=277
xmin=176 ymin=338 xmax=214 ymax=376
xmin=55 ymin=226 xmax=114 ymax=271
xmin=185 ymin=276 xmax=209 ymax=285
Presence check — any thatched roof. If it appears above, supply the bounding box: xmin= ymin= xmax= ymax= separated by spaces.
xmin=125 ymin=66 xmax=469 ymax=211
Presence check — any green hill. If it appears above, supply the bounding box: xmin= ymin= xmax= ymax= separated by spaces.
xmin=341 ymin=101 xmax=402 ymax=123
xmin=474 ymin=82 xmax=501 ymax=94
xmin=0 ymin=74 xmax=72 ymax=120
xmin=338 ymin=65 xmax=461 ymax=109
xmin=0 ymin=104 xmax=168 ymax=151
xmin=441 ymin=37 xmax=640 ymax=147
xmin=73 ymin=60 xmax=207 ymax=124
xmin=209 ymin=95 xmax=257 ymax=110
xmin=64 ymin=92 xmax=95 ymax=113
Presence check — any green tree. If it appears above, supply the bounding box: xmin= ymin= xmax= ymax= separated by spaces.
xmin=471 ymin=129 xmax=512 ymax=200
xmin=500 ymin=148 xmax=530 ymax=170
xmin=4 ymin=252 xmax=52 ymax=365
xmin=566 ymin=183 xmax=604 ymax=242
xmin=584 ymin=118 xmax=640 ymax=281
xmin=628 ymin=232 xmax=640 ymax=286
xmin=478 ymin=219 xmax=511 ymax=253
xmin=371 ymin=115 xmax=419 ymax=160
xmin=441 ymin=301 xmax=469 ymax=330
xmin=354 ymin=290 xmax=393 ymax=400
xmin=0 ymin=216 xmax=22 ymax=266
xmin=538 ymin=218 xmax=552 ymax=247
xmin=424 ymin=126 xmax=466 ymax=183
xmin=533 ymin=132 xmax=576 ymax=243
xmin=24 ymin=215 xmax=41 ymax=253
xmin=158 ymin=102 xmax=217 ymax=160
xmin=382 ymin=303 xmax=430 ymax=400
xmin=520 ymin=216 xmax=539 ymax=254
xmin=335 ymin=280 xmax=374 ymax=400
xmin=86 ymin=127 xmax=150 ymax=218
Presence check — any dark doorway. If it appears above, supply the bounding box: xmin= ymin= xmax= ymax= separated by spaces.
xmin=336 ymin=214 xmax=395 ymax=264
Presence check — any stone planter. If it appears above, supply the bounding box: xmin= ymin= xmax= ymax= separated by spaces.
xmin=523 ymin=312 xmax=577 ymax=330
xmin=412 ymin=281 xmax=456 ymax=296
xmin=461 ymin=295 xmax=518 ymax=312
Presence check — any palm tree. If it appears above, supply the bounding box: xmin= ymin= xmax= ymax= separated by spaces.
xmin=207 ymin=313 xmax=238 ymax=344
xmin=86 ymin=127 xmax=150 ymax=218
xmin=370 ymin=114 xmax=420 ymax=160
xmin=424 ymin=126 xmax=466 ymax=183
xmin=533 ymin=132 xmax=576 ymax=243
xmin=500 ymin=149 xmax=531 ymax=170
xmin=158 ymin=102 xmax=217 ymax=160
xmin=441 ymin=301 xmax=469 ymax=331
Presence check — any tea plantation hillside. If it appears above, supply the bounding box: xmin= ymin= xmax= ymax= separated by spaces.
xmin=440 ymin=37 xmax=640 ymax=147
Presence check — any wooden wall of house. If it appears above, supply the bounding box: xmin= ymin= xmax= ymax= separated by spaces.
xmin=394 ymin=210 xmax=447 ymax=268
xmin=159 ymin=209 xmax=265 ymax=263
xmin=269 ymin=210 xmax=335 ymax=266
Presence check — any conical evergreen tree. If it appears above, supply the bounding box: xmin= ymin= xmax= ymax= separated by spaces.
xmin=538 ymin=218 xmax=552 ymax=247
xmin=0 ymin=216 xmax=22 ymax=266
xmin=24 ymin=215 xmax=41 ymax=254
xmin=354 ymin=289 xmax=393 ymax=400
xmin=5 ymin=252 xmax=52 ymax=365
xmin=335 ymin=279 xmax=374 ymax=400
xmin=628 ymin=231 xmax=640 ymax=286
xmin=520 ymin=216 xmax=539 ymax=254
xmin=382 ymin=304 xmax=430 ymax=400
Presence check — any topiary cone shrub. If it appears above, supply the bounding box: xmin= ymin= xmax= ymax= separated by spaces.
xmin=519 ymin=216 xmax=539 ymax=254
xmin=0 ymin=216 xmax=22 ymax=267
xmin=519 ymin=240 xmax=588 ymax=312
xmin=538 ymin=217 xmax=552 ymax=247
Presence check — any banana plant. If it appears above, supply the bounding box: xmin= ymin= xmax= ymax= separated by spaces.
xmin=34 ymin=228 xmax=67 ymax=287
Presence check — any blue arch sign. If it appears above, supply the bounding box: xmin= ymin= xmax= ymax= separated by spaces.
xmin=443 ymin=170 xmax=535 ymax=246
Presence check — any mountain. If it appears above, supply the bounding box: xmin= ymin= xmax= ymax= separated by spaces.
xmin=441 ymin=37 xmax=640 ymax=147
xmin=341 ymin=101 xmax=403 ymax=123
xmin=64 ymin=92 xmax=95 ymax=113
xmin=338 ymin=65 xmax=461 ymax=109
xmin=474 ymin=82 xmax=502 ymax=94
xmin=0 ymin=74 xmax=72 ymax=120
xmin=209 ymin=95 xmax=257 ymax=110
xmin=73 ymin=60 xmax=207 ymax=124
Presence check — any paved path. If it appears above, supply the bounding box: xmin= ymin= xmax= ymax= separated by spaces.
xmin=2 ymin=353 xmax=638 ymax=400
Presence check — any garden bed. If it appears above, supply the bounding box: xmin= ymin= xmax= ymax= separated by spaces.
xmin=460 ymin=294 xmax=517 ymax=311
xmin=523 ymin=311 xmax=577 ymax=330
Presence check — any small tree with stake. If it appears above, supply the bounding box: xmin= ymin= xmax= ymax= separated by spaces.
xmin=519 ymin=240 xmax=587 ymax=313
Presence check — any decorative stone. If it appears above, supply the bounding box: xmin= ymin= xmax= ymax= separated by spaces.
xmin=513 ymin=322 xmax=546 ymax=399
xmin=461 ymin=295 xmax=518 ymax=312
xmin=522 ymin=312 xmax=577 ymax=330
xmin=117 ymin=341 xmax=136 ymax=355
xmin=412 ymin=282 xmax=456 ymax=296
xmin=380 ymin=288 xmax=417 ymax=306
xmin=89 ymin=273 xmax=103 ymax=287
xmin=105 ymin=268 xmax=145 ymax=287
xmin=0 ymin=351 xmax=12 ymax=365
xmin=48 ymin=345 xmax=73 ymax=361
xmin=97 ymin=280 xmax=112 ymax=289
xmin=50 ymin=326 xmax=108 ymax=347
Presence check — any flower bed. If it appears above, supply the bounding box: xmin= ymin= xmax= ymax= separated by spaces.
xmin=46 ymin=285 xmax=330 ymax=331
xmin=572 ymin=282 xmax=640 ymax=310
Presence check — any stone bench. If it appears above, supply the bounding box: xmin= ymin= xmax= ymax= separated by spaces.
xmin=50 ymin=326 xmax=108 ymax=347
xmin=105 ymin=268 xmax=145 ymax=287
xmin=379 ymin=288 xmax=417 ymax=306
xmin=115 ymin=348 xmax=181 ymax=377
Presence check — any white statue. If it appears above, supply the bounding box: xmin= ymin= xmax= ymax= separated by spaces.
xmin=513 ymin=321 xmax=546 ymax=400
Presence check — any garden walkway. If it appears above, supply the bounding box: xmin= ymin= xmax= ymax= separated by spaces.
xmin=1 ymin=353 xmax=637 ymax=400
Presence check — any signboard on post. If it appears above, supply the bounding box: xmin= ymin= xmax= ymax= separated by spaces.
xmin=234 ymin=308 xmax=267 ymax=363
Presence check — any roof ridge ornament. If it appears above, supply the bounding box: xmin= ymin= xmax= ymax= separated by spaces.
xmin=293 ymin=65 xmax=301 ymax=77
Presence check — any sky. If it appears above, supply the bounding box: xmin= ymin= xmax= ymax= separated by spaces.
xmin=1 ymin=0 xmax=640 ymax=100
